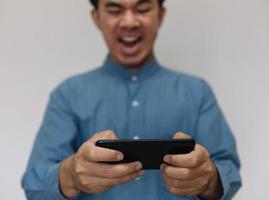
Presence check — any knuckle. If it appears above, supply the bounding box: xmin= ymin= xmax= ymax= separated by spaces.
xmin=169 ymin=187 xmax=178 ymax=195
xmin=123 ymin=164 xmax=132 ymax=172
xmin=77 ymin=176 xmax=88 ymax=187
xmin=103 ymin=168 xmax=113 ymax=178
xmin=201 ymin=179 xmax=209 ymax=188
xmin=122 ymin=166 xmax=132 ymax=175
xmin=204 ymin=150 xmax=210 ymax=159
xmin=171 ymin=179 xmax=180 ymax=187
xmin=205 ymin=165 xmax=214 ymax=175
xmin=191 ymin=157 xmax=199 ymax=166
xmin=89 ymin=148 xmax=97 ymax=160
xmin=75 ymin=146 xmax=86 ymax=161
xmin=106 ymin=129 xmax=115 ymax=134
xmin=103 ymin=130 xmax=115 ymax=137
xmin=80 ymin=179 xmax=88 ymax=188
xmin=182 ymin=168 xmax=192 ymax=178
xmin=74 ymin=164 xmax=84 ymax=176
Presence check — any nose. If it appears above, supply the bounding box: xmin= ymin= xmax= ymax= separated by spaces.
xmin=120 ymin=11 xmax=140 ymax=30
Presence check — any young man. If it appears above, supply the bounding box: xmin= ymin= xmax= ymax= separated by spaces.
xmin=22 ymin=0 xmax=241 ymax=199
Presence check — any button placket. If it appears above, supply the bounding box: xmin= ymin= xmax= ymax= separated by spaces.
xmin=126 ymin=75 xmax=144 ymax=142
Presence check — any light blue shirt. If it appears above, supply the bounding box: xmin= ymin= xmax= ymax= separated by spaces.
xmin=22 ymin=57 xmax=241 ymax=200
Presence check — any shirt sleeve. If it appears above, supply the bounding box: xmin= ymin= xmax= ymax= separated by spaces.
xmin=194 ymin=80 xmax=242 ymax=200
xmin=21 ymin=80 xmax=83 ymax=200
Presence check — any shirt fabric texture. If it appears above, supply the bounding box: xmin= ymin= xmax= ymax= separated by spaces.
xmin=22 ymin=57 xmax=241 ymax=200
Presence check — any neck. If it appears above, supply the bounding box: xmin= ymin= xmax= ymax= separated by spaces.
xmin=109 ymin=53 xmax=154 ymax=72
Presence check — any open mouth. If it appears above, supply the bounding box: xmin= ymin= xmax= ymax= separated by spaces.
xmin=118 ymin=36 xmax=143 ymax=48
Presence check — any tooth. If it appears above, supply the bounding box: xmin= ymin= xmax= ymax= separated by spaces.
xmin=122 ymin=37 xmax=138 ymax=42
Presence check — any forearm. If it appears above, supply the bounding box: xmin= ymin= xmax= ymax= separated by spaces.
xmin=22 ymin=163 xmax=74 ymax=200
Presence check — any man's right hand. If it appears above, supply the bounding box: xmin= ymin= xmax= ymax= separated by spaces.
xmin=59 ymin=130 xmax=143 ymax=198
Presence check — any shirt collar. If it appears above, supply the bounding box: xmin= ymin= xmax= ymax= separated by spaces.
xmin=102 ymin=55 xmax=160 ymax=81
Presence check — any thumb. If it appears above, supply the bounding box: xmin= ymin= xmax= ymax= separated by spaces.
xmin=90 ymin=130 xmax=118 ymax=144
xmin=173 ymin=132 xmax=192 ymax=139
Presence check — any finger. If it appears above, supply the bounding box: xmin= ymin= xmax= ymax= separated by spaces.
xmin=163 ymin=178 xmax=206 ymax=196
xmin=85 ymin=142 xmax=123 ymax=162
xmin=161 ymin=163 xmax=204 ymax=180
xmin=87 ymin=170 xmax=144 ymax=189
xmin=86 ymin=161 xmax=143 ymax=179
xmin=109 ymin=170 xmax=144 ymax=187
xmin=83 ymin=130 xmax=122 ymax=162
xmin=163 ymin=173 xmax=208 ymax=192
xmin=173 ymin=132 xmax=192 ymax=139
xmin=164 ymin=144 xmax=209 ymax=168
xmin=89 ymin=130 xmax=118 ymax=144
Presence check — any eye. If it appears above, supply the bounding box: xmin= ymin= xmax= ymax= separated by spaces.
xmin=107 ymin=9 xmax=121 ymax=15
xmin=137 ymin=4 xmax=152 ymax=13
xmin=106 ymin=6 xmax=122 ymax=15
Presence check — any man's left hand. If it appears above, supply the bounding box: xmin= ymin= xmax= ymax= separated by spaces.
xmin=161 ymin=132 xmax=223 ymax=200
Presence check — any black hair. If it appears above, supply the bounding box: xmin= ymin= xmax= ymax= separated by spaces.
xmin=89 ymin=0 xmax=166 ymax=9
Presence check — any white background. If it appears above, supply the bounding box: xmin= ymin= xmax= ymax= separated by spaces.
xmin=1 ymin=0 xmax=268 ymax=199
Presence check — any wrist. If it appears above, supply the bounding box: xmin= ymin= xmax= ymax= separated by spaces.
xmin=199 ymin=164 xmax=223 ymax=200
xmin=59 ymin=155 xmax=80 ymax=198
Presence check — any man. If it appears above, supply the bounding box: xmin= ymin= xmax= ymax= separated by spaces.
xmin=21 ymin=0 xmax=241 ymax=199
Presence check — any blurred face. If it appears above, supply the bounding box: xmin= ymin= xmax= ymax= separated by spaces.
xmin=92 ymin=0 xmax=165 ymax=70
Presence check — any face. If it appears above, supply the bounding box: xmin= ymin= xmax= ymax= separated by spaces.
xmin=92 ymin=0 xmax=166 ymax=69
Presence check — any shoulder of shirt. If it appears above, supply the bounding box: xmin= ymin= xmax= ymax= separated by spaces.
xmin=51 ymin=67 xmax=104 ymax=94
xmin=158 ymin=66 xmax=215 ymax=102
xmin=159 ymin=66 xmax=210 ymax=89
xmin=158 ymin=66 xmax=215 ymax=106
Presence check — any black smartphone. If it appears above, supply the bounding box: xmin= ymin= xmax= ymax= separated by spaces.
xmin=95 ymin=138 xmax=195 ymax=169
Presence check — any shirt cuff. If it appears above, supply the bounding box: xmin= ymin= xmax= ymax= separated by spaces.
xmin=214 ymin=162 xmax=241 ymax=200
xmin=194 ymin=162 xmax=241 ymax=200
xmin=46 ymin=162 xmax=82 ymax=200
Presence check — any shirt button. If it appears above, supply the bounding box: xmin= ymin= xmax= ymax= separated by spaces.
xmin=135 ymin=177 xmax=141 ymax=181
xmin=132 ymin=100 xmax=139 ymax=107
xmin=131 ymin=75 xmax=138 ymax=82
xmin=133 ymin=135 xmax=140 ymax=140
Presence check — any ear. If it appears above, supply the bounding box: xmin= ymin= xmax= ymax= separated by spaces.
xmin=91 ymin=9 xmax=101 ymax=30
xmin=158 ymin=6 xmax=166 ymax=27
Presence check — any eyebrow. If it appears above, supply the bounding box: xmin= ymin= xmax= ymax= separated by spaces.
xmin=105 ymin=1 xmax=123 ymax=9
xmin=137 ymin=0 xmax=153 ymax=4
xmin=105 ymin=0 xmax=153 ymax=8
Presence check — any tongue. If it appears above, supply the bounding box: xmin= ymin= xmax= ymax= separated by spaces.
xmin=123 ymin=41 xmax=137 ymax=47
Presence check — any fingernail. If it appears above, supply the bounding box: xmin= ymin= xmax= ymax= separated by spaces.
xmin=164 ymin=155 xmax=171 ymax=163
xmin=117 ymin=153 xmax=123 ymax=160
xmin=135 ymin=162 xmax=142 ymax=170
